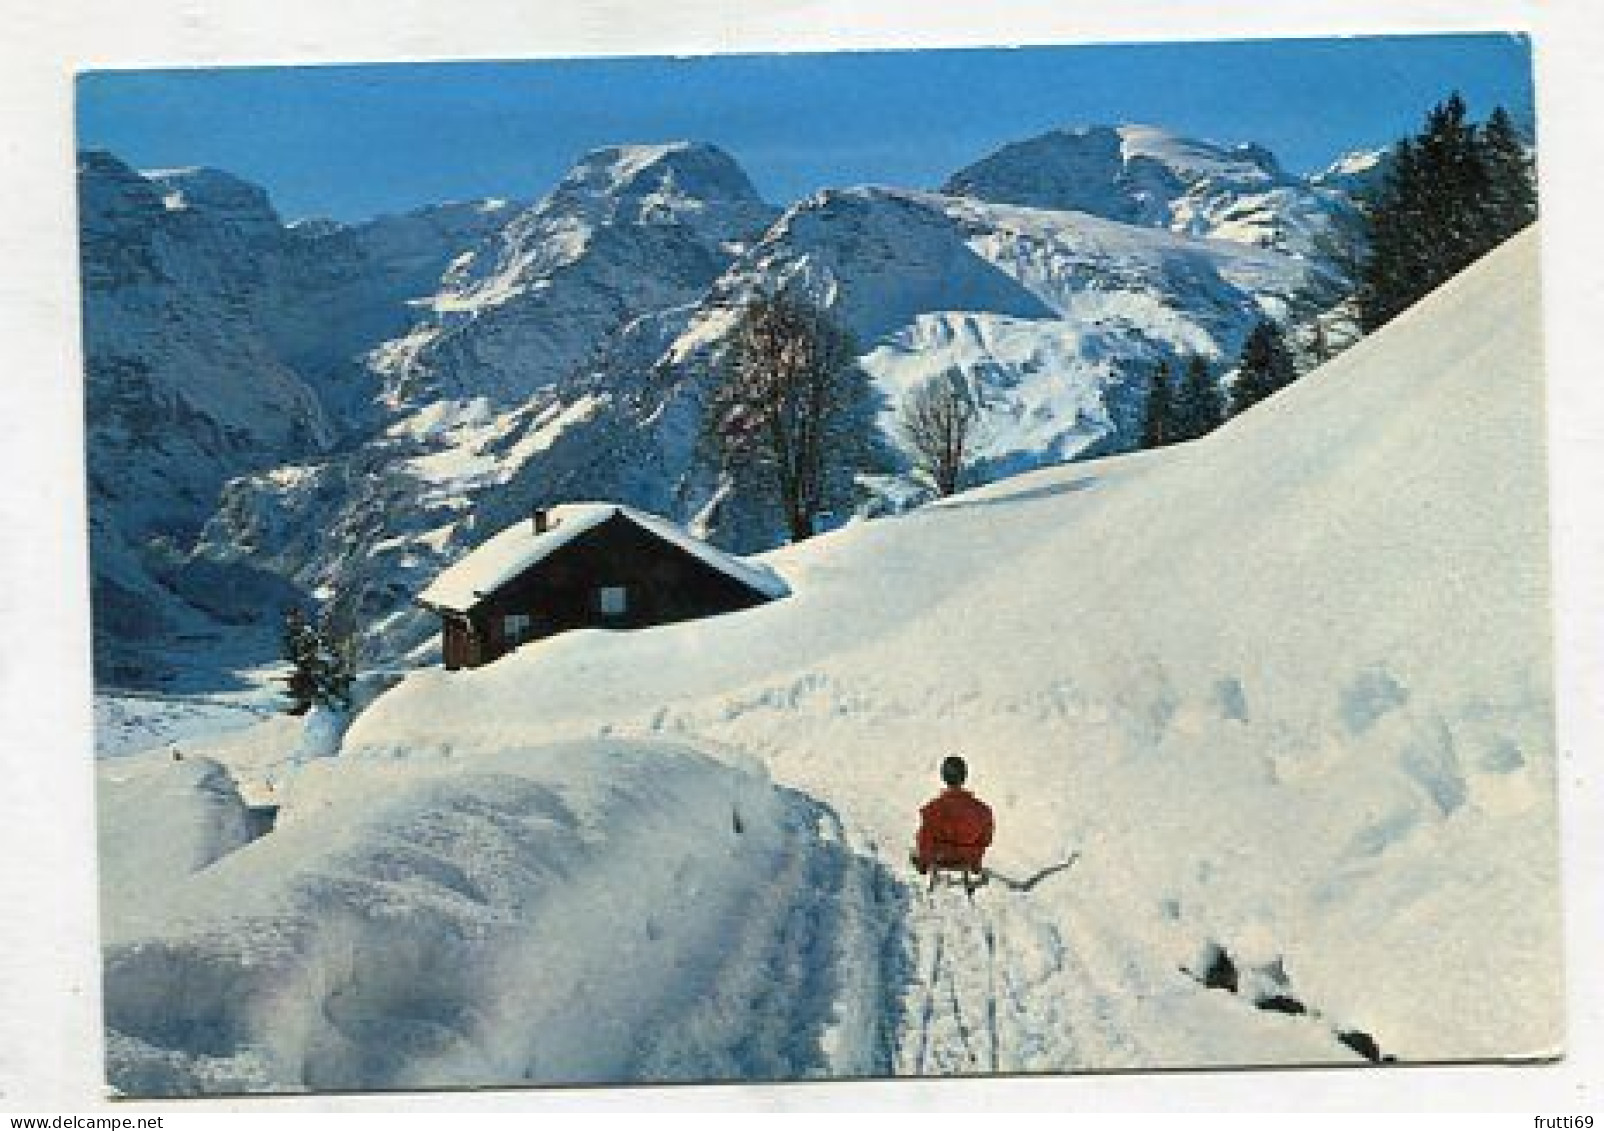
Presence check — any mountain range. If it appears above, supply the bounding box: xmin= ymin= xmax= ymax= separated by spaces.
xmin=78 ymin=125 xmax=1376 ymax=686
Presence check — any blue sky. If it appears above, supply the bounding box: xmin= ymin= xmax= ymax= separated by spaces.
xmin=76 ymin=33 xmax=1535 ymax=223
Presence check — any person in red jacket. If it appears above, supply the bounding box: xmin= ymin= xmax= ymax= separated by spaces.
xmin=914 ymin=755 xmax=994 ymax=876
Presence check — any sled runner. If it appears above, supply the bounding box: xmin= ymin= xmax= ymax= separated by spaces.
xmin=911 ymin=851 xmax=1078 ymax=897
xmin=914 ymin=855 xmax=989 ymax=896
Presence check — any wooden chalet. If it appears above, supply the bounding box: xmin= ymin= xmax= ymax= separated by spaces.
xmin=417 ymin=504 xmax=789 ymax=670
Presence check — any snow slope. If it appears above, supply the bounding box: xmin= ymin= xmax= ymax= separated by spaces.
xmin=101 ymin=226 xmax=1556 ymax=1092
xmin=97 ymin=755 xmax=261 ymax=927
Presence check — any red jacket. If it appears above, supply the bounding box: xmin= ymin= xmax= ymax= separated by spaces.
xmin=916 ymin=787 xmax=994 ymax=873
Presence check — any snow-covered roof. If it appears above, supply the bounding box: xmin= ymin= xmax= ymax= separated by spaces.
xmin=417 ymin=503 xmax=790 ymax=613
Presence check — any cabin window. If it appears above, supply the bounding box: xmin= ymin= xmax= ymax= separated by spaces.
xmin=598 ymin=586 xmax=629 ymax=618
xmin=502 ymin=612 xmax=533 ymax=643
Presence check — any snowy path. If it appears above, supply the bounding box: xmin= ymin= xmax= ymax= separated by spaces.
xmin=894 ymin=873 xmax=1150 ymax=1075
xmin=884 ymin=850 xmax=1369 ymax=1076
xmin=99 ymin=720 xmax=1386 ymax=1091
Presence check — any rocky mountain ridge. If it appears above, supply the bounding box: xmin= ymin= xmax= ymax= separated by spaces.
xmin=79 ymin=125 xmax=1366 ymax=684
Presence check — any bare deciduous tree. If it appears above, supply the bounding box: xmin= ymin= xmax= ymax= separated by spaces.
xmin=899 ymin=372 xmax=981 ymax=497
xmin=705 ymin=289 xmax=862 ymax=541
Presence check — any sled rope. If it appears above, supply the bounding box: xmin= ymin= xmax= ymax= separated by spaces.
xmin=985 ymin=852 xmax=1080 ymax=893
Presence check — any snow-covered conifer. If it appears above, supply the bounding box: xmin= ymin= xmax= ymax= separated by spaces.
xmin=279 ymin=604 xmax=354 ymax=715
xmin=1479 ymin=106 xmax=1538 ymax=242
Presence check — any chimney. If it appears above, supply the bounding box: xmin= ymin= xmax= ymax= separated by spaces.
xmin=533 ymin=508 xmax=552 ymax=534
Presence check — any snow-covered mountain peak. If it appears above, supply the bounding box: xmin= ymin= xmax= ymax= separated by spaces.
xmin=689 ymin=184 xmax=1061 ymax=349
xmin=78 ymin=151 xmax=171 ymax=253
xmin=561 ymin=141 xmax=760 ymax=200
xmin=943 ymin=123 xmax=1354 ymax=257
xmin=1311 ymin=147 xmax=1392 ymax=199
xmin=700 ymin=179 xmax=1320 ymax=354
xmin=944 ymin=124 xmax=1285 ymax=219
xmin=426 ymin=141 xmax=777 ymax=318
xmin=309 ymin=144 xmax=787 ymax=563
xmin=1114 ymin=124 xmax=1287 ymax=186
xmin=655 ymin=177 xmax=1328 ymax=533
xmin=531 ymin=140 xmax=774 ymax=241
xmin=1317 ymin=148 xmax=1386 ymax=180
xmin=143 ymin=165 xmax=283 ymax=241
xmin=82 ymin=119 xmax=1358 ymax=683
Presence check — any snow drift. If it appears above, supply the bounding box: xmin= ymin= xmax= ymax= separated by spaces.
xmin=100 ymin=740 xmax=901 ymax=1095
xmin=97 ymin=755 xmax=261 ymax=929
xmin=101 ymin=228 xmax=1558 ymax=1091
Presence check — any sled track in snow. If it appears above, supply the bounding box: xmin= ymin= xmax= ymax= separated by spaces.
xmin=906 ymin=885 xmax=1004 ymax=1074
xmin=897 ymin=867 xmax=1153 ymax=1076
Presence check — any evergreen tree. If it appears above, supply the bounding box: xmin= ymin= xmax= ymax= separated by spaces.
xmin=313 ymin=604 xmax=356 ymax=711
xmin=1171 ymin=355 xmax=1225 ymax=441
xmin=1230 ymin=320 xmax=1297 ymax=417
xmin=1357 ymin=93 xmax=1537 ymax=332
xmin=1479 ymin=106 xmax=1538 ymax=240
xmin=1141 ymin=360 xmax=1175 ymax=449
xmin=1354 ymin=133 xmax=1421 ymax=332
xmin=279 ymin=606 xmax=320 ymax=716
xmin=279 ymin=604 xmax=354 ymax=715
xmin=1415 ymin=92 xmax=1491 ymax=275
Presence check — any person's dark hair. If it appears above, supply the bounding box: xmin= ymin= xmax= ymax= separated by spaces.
xmin=941 ymin=755 xmax=968 ymax=787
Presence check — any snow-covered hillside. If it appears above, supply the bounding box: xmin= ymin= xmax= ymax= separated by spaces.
xmin=98 ymin=228 xmax=1557 ymax=1094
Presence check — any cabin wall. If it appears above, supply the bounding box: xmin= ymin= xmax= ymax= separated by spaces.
xmin=449 ymin=514 xmax=773 ymax=668
xmin=441 ymin=617 xmax=478 ymax=671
